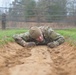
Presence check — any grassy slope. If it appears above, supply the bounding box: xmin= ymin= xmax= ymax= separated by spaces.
xmin=0 ymin=29 xmax=76 ymax=45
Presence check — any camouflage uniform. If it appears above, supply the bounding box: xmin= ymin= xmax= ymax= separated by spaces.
xmin=13 ymin=26 xmax=65 ymax=48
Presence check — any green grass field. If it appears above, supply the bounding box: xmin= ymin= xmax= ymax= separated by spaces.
xmin=0 ymin=29 xmax=76 ymax=46
xmin=0 ymin=29 xmax=28 ymax=45
xmin=56 ymin=29 xmax=76 ymax=45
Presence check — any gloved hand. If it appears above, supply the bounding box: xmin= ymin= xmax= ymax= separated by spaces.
xmin=25 ymin=42 xmax=36 ymax=47
xmin=47 ymin=41 xmax=59 ymax=48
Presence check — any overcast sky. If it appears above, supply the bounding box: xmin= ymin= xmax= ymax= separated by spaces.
xmin=0 ymin=0 xmax=14 ymax=7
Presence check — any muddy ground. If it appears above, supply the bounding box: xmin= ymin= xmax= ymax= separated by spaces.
xmin=0 ymin=42 xmax=76 ymax=75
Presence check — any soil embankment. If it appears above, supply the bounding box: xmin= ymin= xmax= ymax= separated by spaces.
xmin=0 ymin=42 xmax=76 ymax=75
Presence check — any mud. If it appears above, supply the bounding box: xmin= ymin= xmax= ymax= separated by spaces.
xmin=0 ymin=42 xmax=76 ymax=75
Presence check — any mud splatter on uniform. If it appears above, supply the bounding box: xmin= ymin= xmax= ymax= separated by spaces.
xmin=13 ymin=26 xmax=65 ymax=48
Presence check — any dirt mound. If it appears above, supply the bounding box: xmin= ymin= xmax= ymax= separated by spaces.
xmin=0 ymin=42 xmax=76 ymax=75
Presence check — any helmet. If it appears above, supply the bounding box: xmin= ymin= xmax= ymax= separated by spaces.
xmin=29 ymin=26 xmax=42 ymax=39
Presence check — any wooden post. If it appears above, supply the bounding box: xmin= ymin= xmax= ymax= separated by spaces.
xmin=1 ymin=13 xmax=6 ymax=30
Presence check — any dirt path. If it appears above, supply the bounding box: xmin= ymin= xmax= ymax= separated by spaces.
xmin=0 ymin=42 xmax=76 ymax=75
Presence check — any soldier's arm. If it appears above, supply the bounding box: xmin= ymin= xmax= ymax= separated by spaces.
xmin=47 ymin=28 xmax=65 ymax=48
xmin=13 ymin=32 xmax=36 ymax=47
xmin=13 ymin=32 xmax=28 ymax=47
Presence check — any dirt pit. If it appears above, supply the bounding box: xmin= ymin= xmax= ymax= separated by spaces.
xmin=0 ymin=42 xmax=76 ymax=75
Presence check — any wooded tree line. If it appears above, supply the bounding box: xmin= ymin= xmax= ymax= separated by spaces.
xmin=8 ymin=0 xmax=76 ymax=22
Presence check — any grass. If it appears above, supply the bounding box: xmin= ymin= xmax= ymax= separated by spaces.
xmin=0 ymin=29 xmax=28 ymax=45
xmin=56 ymin=29 xmax=76 ymax=45
xmin=56 ymin=29 xmax=76 ymax=40
xmin=0 ymin=28 xmax=76 ymax=46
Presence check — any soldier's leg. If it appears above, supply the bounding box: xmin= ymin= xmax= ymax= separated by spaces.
xmin=56 ymin=37 xmax=65 ymax=45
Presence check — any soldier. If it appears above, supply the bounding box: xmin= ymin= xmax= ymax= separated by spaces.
xmin=13 ymin=26 xmax=65 ymax=48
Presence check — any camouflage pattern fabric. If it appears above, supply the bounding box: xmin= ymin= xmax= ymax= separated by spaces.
xmin=13 ymin=26 xmax=65 ymax=48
